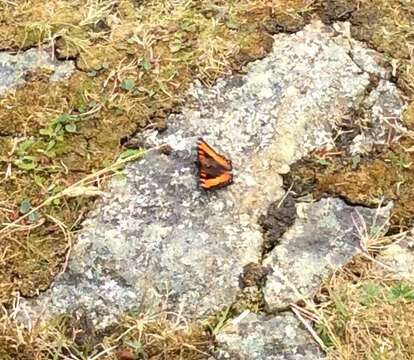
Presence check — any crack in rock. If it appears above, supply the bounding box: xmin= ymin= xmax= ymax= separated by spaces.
xmin=263 ymin=198 xmax=392 ymax=311
xmin=330 ymin=22 xmax=393 ymax=81
xmin=17 ymin=21 xmax=405 ymax=337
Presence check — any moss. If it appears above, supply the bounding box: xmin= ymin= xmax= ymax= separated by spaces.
xmin=286 ymin=145 xmax=414 ymax=232
xmin=403 ymin=102 xmax=414 ymax=129
xmin=0 ymin=1 xmax=83 ymax=50
xmin=70 ymin=78 xmax=98 ymax=111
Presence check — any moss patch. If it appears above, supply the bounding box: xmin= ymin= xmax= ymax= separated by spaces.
xmin=285 ymin=103 xmax=414 ymax=232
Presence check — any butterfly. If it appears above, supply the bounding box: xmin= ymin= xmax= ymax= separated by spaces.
xmin=197 ymin=138 xmax=233 ymax=190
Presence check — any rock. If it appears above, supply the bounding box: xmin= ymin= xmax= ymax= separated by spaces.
xmin=18 ymin=21 xmax=404 ymax=329
xmin=350 ymin=80 xmax=407 ymax=155
xmin=332 ymin=22 xmax=393 ymax=80
xmin=215 ymin=311 xmax=325 ymax=360
xmin=0 ymin=48 xmax=75 ymax=96
xmin=375 ymin=234 xmax=414 ymax=282
xmin=263 ymin=198 xmax=392 ymax=311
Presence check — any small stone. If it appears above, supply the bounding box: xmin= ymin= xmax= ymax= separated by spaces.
xmin=0 ymin=49 xmax=75 ymax=96
xmin=216 ymin=312 xmax=325 ymax=360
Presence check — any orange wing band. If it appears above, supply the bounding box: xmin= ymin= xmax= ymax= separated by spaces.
xmin=200 ymin=173 xmax=233 ymax=189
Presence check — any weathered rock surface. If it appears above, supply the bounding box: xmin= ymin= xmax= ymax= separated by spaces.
xmin=350 ymin=79 xmax=406 ymax=155
xmin=0 ymin=48 xmax=75 ymax=96
xmin=375 ymin=233 xmax=414 ymax=281
xmin=215 ymin=311 xmax=325 ymax=360
xmin=18 ymin=20 xmax=405 ymax=334
xmin=263 ymin=198 xmax=391 ymax=311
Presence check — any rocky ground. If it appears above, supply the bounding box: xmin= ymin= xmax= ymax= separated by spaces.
xmin=1 ymin=1 xmax=414 ymax=359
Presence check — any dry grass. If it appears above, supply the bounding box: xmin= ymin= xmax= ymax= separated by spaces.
xmin=0 ymin=293 xmax=214 ymax=359
xmin=314 ymin=257 xmax=414 ymax=360
xmin=290 ymin=212 xmax=414 ymax=360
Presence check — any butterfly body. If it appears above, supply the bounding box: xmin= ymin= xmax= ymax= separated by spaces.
xmin=197 ymin=138 xmax=233 ymax=190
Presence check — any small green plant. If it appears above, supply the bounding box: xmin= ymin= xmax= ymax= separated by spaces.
xmin=76 ymin=99 xmax=98 ymax=114
xmin=124 ymin=340 xmax=145 ymax=357
xmin=204 ymin=306 xmax=233 ymax=335
xmin=139 ymin=58 xmax=151 ymax=72
xmin=360 ymin=281 xmax=381 ymax=306
xmin=14 ymin=138 xmax=37 ymax=170
xmin=19 ymin=198 xmax=31 ymax=214
xmin=315 ymin=322 xmax=334 ymax=348
xmin=14 ymin=155 xmax=37 ymax=170
xmin=39 ymin=113 xmax=77 ymax=154
xmin=387 ymin=153 xmax=412 ymax=170
xmin=120 ymin=79 xmax=136 ymax=92
xmin=333 ymin=295 xmax=350 ymax=321
xmin=315 ymin=156 xmax=330 ymax=166
xmin=19 ymin=198 xmax=40 ymax=222
xmin=388 ymin=283 xmax=414 ymax=301
xmin=169 ymin=38 xmax=192 ymax=53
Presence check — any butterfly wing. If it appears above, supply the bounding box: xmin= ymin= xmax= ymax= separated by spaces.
xmin=200 ymin=172 xmax=233 ymax=190
xmin=197 ymin=138 xmax=233 ymax=190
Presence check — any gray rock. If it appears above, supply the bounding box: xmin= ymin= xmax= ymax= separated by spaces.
xmin=18 ymin=21 xmax=404 ymax=329
xmin=350 ymin=80 xmax=406 ymax=155
xmin=375 ymin=233 xmax=414 ymax=281
xmin=0 ymin=48 xmax=75 ymax=96
xmin=263 ymin=198 xmax=392 ymax=311
xmin=331 ymin=22 xmax=392 ymax=80
xmin=215 ymin=311 xmax=325 ymax=360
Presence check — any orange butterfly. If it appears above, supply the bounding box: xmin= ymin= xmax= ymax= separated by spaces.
xmin=197 ymin=138 xmax=233 ymax=190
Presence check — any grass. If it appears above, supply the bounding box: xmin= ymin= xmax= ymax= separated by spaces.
xmin=314 ymin=257 xmax=414 ymax=360
xmin=0 ymin=0 xmax=414 ymax=359
xmin=0 ymin=298 xmax=214 ymax=359
xmin=291 ymin=210 xmax=414 ymax=360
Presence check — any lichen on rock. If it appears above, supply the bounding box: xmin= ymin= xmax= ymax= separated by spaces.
xmin=17 ymin=22 xmax=405 ymax=352
xmin=0 ymin=48 xmax=75 ymax=96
